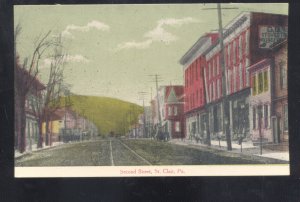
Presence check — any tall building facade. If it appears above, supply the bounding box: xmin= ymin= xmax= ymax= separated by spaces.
xmin=180 ymin=12 xmax=288 ymax=145
xmin=180 ymin=32 xmax=219 ymax=141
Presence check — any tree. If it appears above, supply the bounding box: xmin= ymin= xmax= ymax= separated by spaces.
xmin=30 ymin=35 xmax=68 ymax=147
xmin=14 ymin=23 xmax=66 ymax=152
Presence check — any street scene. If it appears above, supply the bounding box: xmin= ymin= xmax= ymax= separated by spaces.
xmin=15 ymin=138 xmax=287 ymax=167
xmin=14 ymin=4 xmax=289 ymax=168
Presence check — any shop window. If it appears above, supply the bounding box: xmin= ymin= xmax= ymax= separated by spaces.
xmin=284 ymin=104 xmax=288 ymax=131
xmin=264 ymin=71 xmax=269 ymax=92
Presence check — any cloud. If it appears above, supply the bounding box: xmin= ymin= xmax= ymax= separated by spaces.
xmin=62 ymin=20 xmax=110 ymax=39
xmin=40 ymin=54 xmax=89 ymax=69
xmin=116 ymin=39 xmax=153 ymax=50
xmin=65 ymin=54 xmax=90 ymax=63
xmin=116 ymin=17 xmax=199 ymax=51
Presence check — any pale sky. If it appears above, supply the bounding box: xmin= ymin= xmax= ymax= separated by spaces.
xmin=14 ymin=3 xmax=288 ymax=106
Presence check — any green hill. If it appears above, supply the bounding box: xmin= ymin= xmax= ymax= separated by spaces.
xmin=61 ymin=95 xmax=143 ymax=136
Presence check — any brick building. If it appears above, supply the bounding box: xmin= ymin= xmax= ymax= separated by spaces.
xmin=151 ymin=85 xmax=185 ymax=139
xmin=179 ymin=12 xmax=287 ymax=146
xmin=203 ymin=12 xmax=287 ymax=142
xmin=179 ymin=32 xmax=219 ymax=141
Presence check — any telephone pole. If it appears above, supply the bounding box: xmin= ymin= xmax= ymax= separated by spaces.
xmin=217 ymin=3 xmax=232 ymax=151
xmin=148 ymin=74 xmax=164 ymax=127
xmin=138 ymin=91 xmax=147 ymax=138
xmin=202 ymin=3 xmax=238 ymax=150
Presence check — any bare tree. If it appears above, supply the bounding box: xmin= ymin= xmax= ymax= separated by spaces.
xmin=31 ymin=35 xmax=68 ymax=148
xmin=14 ymin=23 xmax=65 ymax=153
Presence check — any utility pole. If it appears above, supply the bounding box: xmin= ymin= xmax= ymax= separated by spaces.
xmin=148 ymin=74 xmax=164 ymax=129
xmin=217 ymin=3 xmax=232 ymax=151
xmin=203 ymin=3 xmax=238 ymax=151
xmin=138 ymin=91 xmax=147 ymax=138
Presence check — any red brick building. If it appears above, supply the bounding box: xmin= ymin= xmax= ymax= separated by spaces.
xmin=180 ymin=33 xmax=218 ymax=141
xmin=203 ymin=12 xmax=287 ymax=142
xmin=151 ymin=85 xmax=184 ymax=139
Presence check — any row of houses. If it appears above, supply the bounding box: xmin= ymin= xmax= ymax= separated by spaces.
xmin=15 ymin=66 xmax=98 ymax=153
xmin=137 ymin=12 xmax=287 ymax=148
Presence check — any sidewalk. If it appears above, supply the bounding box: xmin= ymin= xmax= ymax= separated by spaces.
xmin=170 ymin=139 xmax=289 ymax=162
xmin=15 ymin=142 xmax=65 ymax=159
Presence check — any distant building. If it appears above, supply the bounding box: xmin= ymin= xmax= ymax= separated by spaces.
xmin=42 ymin=110 xmax=64 ymax=144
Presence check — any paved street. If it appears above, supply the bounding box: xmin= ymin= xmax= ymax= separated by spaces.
xmin=15 ymin=138 xmax=287 ymax=167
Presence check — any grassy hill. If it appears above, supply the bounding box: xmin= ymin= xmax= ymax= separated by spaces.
xmin=61 ymin=95 xmax=143 ymax=136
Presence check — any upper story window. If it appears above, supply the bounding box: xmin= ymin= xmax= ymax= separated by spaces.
xmin=233 ymin=66 xmax=236 ymax=93
xmin=196 ymin=61 xmax=198 ymax=81
xmin=280 ymin=61 xmax=287 ymax=89
xmin=174 ymin=106 xmax=178 ymax=116
xmin=258 ymin=72 xmax=264 ymax=94
xmin=208 ymin=62 xmax=211 ymax=80
xmin=245 ymin=29 xmax=250 ymax=55
xmin=239 ymin=63 xmax=243 ymax=90
xmin=212 ymin=59 xmax=215 ymax=77
xmin=216 ymin=79 xmax=219 ymax=99
xmin=252 ymin=75 xmax=257 ymax=96
xmin=263 ymin=71 xmax=269 ymax=92
xmin=239 ymin=35 xmax=242 ymax=61
xmin=228 ymin=45 xmax=231 ymax=67
xmin=214 ymin=57 xmax=217 ymax=77
xmin=168 ymin=106 xmax=172 ymax=116
xmin=233 ymin=40 xmax=236 ymax=64
xmin=252 ymin=70 xmax=269 ymax=96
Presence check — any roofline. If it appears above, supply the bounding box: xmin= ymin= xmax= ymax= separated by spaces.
xmin=179 ymin=32 xmax=219 ymax=65
xmin=203 ymin=11 xmax=288 ymax=56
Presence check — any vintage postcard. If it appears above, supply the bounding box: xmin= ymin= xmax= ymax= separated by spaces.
xmin=14 ymin=3 xmax=289 ymax=177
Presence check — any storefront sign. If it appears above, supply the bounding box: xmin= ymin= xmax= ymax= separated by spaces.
xmin=259 ymin=26 xmax=287 ymax=49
